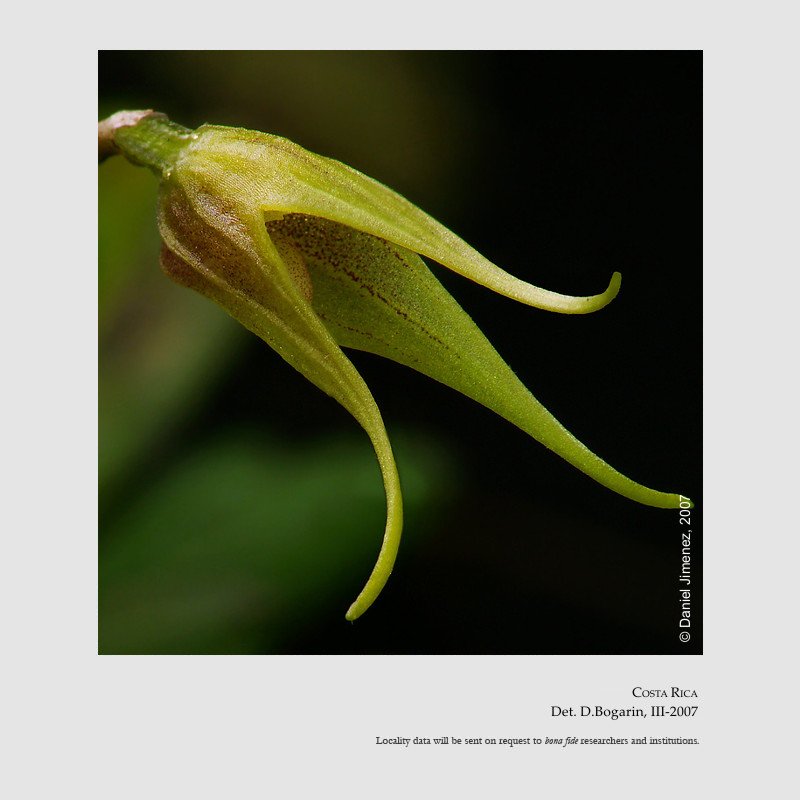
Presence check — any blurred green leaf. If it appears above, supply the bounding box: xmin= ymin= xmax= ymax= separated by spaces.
xmin=99 ymin=431 xmax=451 ymax=654
xmin=98 ymin=156 xmax=160 ymax=324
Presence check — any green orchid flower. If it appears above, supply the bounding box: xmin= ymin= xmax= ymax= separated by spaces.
xmin=99 ymin=110 xmax=689 ymax=621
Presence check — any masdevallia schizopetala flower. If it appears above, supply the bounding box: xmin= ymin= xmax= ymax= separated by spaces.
xmin=99 ymin=110 xmax=690 ymax=621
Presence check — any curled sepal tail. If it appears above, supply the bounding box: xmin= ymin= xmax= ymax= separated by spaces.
xmin=182 ymin=124 xmax=621 ymax=314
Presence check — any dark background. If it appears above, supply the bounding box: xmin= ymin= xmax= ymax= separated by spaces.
xmin=99 ymin=51 xmax=701 ymax=654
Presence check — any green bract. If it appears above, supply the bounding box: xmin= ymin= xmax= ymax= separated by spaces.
xmin=100 ymin=111 xmax=689 ymax=621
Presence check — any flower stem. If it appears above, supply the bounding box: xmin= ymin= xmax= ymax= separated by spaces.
xmin=98 ymin=110 xmax=194 ymax=177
